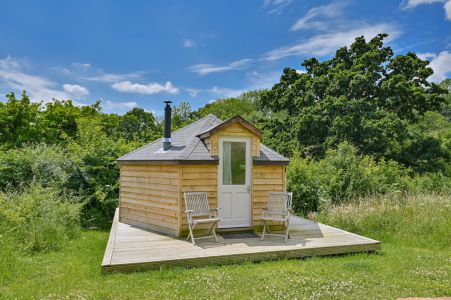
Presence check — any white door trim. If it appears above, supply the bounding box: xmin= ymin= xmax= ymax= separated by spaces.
xmin=218 ymin=136 xmax=252 ymax=228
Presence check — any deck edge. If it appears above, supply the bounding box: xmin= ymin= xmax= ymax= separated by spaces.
xmin=102 ymin=240 xmax=380 ymax=273
xmin=101 ymin=208 xmax=119 ymax=269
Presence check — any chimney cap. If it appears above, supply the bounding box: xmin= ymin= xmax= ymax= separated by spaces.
xmin=164 ymin=100 xmax=172 ymax=104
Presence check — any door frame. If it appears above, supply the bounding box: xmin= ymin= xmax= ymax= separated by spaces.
xmin=217 ymin=136 xmax=252 ymax=228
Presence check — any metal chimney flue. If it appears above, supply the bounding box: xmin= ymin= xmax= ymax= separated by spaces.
xmin=163 ymin=100 xmax=172 ymax=151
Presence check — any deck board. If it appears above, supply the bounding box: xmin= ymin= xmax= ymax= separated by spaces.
xmin=101 ymin=209 xmax=380 ymax=273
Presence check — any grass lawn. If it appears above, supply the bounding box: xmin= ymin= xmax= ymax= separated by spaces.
xmin=1 ymin=194 xmax=450 ymax=299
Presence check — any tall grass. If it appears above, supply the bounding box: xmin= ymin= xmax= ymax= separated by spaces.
xmin=0 ymin=184 xmax=81 ymax=253
xmin=317 ymin=193 xmax=451 ymax=249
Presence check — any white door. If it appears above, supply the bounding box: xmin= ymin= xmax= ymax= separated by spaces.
xmin=218 ymin=137 xmax=251 ymax=228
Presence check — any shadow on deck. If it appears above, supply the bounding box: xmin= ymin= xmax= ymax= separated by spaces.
xmin=101 ymin=209 xmax=380 ymax=273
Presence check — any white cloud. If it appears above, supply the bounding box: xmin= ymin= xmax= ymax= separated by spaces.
xmin=83 ymin=72 xmax=144 ymax=83
xmin=183 ymin=39 xmax=195 ymax=48
xmin=263 ymin=0 xmax=293 ymax=15
xmin=189 ymin=58 xmax=254 ymax=76
xmin=427 ymin=51 xmax=451 ymax=82
xmin=291 ymin=2 xmax=345 ymax=31
xmin=0 ymin=56 xmax=82 ymax=102
xmin=401 ymin=0 xmax=445 ymax=9
xmin=207 ymin=86 xmax=245 ymax=98
xmin=264 ymin=23 xmax=401 ymax=61
xmin=187 ymin=70 xmax=281 ymax=101
xmin=445 ymin=0 xmax=451 ymax=19
xmin=72 ymin=62 xmax=91 ymax=70
xmin=63 ymin=84 xmax=89 ymax=98
xmin=245 ymin=70 xmax=281 ymax=90
xmin=401 ymin=0 xmax=451 ymax=20
xmin=186 ymin=88 xmax=198 ymax=97
xmin=417 ymin=52 xmax=437 ymax=60
xmin=105 ymin=100 xmax=138 ymax=110
xmin=185 ymin=86 xmax=245 ymax=100
xmin=111 ymin=80 xmax=179 ymax=95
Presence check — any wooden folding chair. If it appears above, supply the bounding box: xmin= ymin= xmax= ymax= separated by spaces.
xmin=260 ymin=192 xmax=293 ymax=243
xmin=184 ymin=192 xmax=220 ymax=245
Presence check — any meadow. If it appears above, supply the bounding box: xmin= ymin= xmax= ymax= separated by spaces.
xmin=1 ymin=193 xmax=449 ymax=299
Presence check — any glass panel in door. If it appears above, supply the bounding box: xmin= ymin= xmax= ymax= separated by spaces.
xmin=222 ymin=141 xmax=246 ymax=185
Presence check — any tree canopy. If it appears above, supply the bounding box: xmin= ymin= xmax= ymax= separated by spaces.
xmin=257 ymin=34 xmax=448 ymax=173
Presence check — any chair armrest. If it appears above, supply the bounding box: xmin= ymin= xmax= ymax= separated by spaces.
xmin=185 ymin=209 xmax=194 ymax=214
xmin=209 ymin=208 xmax=219 ymax=217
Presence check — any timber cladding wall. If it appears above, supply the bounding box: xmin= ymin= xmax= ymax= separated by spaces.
xmin=179 ymin=165 xmax=218 ymax=235
xmin=119 ymin=163 xmax=287 ymax=237
xmin=119 ymin=164 xmax=180 ymax=236
xmin=209 ymin=123 xmax=261 ymax=157
xmin=119 ymin=145 xmax=285 ymax=237
xmin=252 ymin=165 xmax=286 ymax=228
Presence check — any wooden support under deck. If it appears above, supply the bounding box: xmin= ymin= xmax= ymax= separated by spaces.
xmin=101 ymin=208 xmax=380 ymax=273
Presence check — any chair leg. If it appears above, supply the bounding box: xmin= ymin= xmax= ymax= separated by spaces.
xmin=188 ymin=223 xmax=196 ymax=245
xmin=207 ymin=222 xmax=214 ymax=235
xmin=186 ymin=226 xmax=191 ymax=241
xmin=211 ymin=222 xmax=218 ymax=243
xmin=285 ymin=218 xmax=290 ymax=243
xmin=261 ymin=220 xmax=267 ymax=241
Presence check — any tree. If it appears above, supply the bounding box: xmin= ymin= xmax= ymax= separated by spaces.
xmin=172 ymin=101 xmax=195 ymax=130
xmin=258 ymin=34 xmax=447 ymax=172
xmin=0 ymin=92 xmax=40 ymax=148
xmin=119 ymin=108 xmax=160 ymax=143
xmin=198 ymin=90 xmax=263 ymax=121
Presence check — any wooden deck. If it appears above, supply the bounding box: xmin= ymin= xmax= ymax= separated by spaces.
xmin=102 ymin=209 xmax=380 ymax=273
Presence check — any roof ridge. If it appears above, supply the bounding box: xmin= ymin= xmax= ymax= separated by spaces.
xmin=183 ymin=116 xmax=219 ymax=159
xmin=117 ymin=114 xmax=217 ymax=160
xmin=170 ymin=113 xmax=216 ymax=136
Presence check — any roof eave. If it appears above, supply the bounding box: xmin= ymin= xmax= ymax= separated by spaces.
xmin=252 ymin=159 xmax=290 ymax=166
xmin=117 ymin=159 xmax=219 ymax=165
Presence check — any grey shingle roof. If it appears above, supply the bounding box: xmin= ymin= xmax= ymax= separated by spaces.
xmin=117 ymin=114 xmax=289 ymax=165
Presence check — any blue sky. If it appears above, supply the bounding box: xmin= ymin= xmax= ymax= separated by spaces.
xmin=0 ymin=0 xmax=450 ymax=115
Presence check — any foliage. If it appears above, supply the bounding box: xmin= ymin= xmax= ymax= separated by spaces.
xmin=0 ymin=93 xmax=104 ymax=149
xmin=0 ymin=92 xmax=40 ymax=148
xmin=172 ymin=101 xmax=196 ymax=130
xmin=288 ymin=142 xmax=411 ymax=214
xmin=0 ymin=143 xmax=76 ymax=191
xmin=0 ymin=184 xmax=81 ymax=253
xmin=0 ymin=194 xmax=449 ymax=299
xmin=258 ymin=34 xmax=449 ymax=173
xmin=0 ymin=93 xmax=154 ymax=228
xmin=119 ymin=107 xmax=161 ymax=143
xmin=198 ymin=91 xmax=263 ymax=121
xmin=67 ymin=119 xmax=135 ymax=227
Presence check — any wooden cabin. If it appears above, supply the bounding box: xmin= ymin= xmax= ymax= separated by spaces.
xmin=116 ymin=101 xmax=289 ymax=237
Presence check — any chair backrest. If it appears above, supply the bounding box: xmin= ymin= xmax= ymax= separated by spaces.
xmin=184 ymin=192 xmax=210 ymax=217
xmin=267 ymin=192 xmax=293 ymax=213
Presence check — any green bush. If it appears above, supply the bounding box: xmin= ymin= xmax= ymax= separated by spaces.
xmin=0 ymin=143 xmax=76 ymax=190
xmin=0 ymin=184 xmax=81 ymax=253
xmin=288 ymin=142 xmax=410 ymax=214
xmin=67 ymin=119 xmax=134 ymax=227
xmin=407 ymin=172 xmax=451 ymax=194
xmin=286 ymin=155 xmax=322 ymax=213
xmin=0 ymin=123 xmax=134 ymax=228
